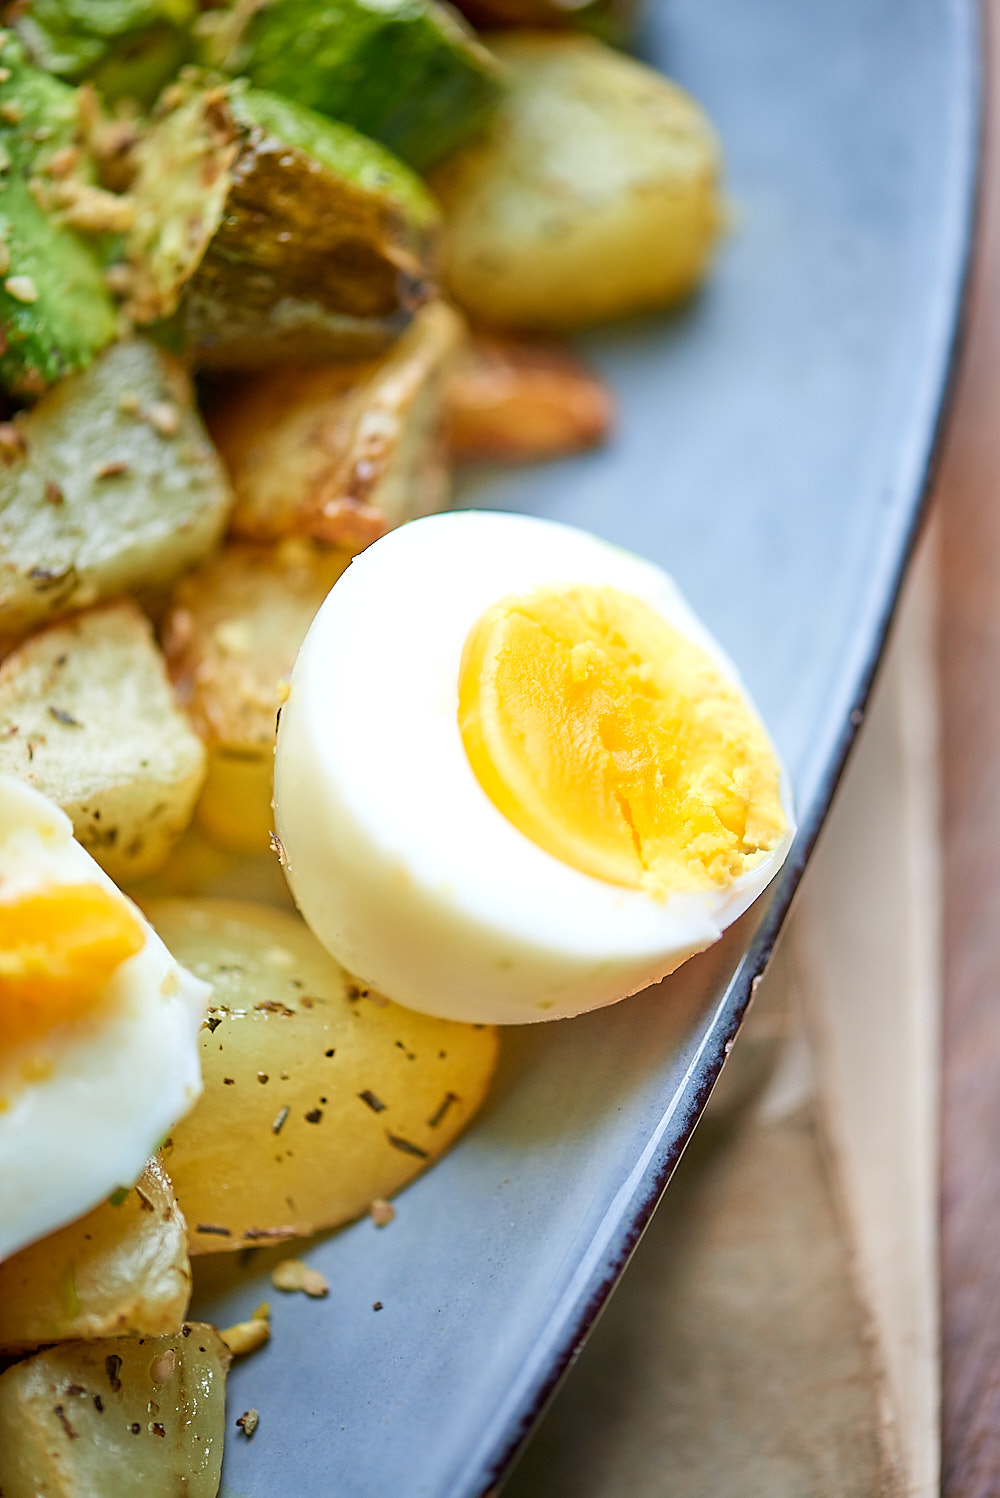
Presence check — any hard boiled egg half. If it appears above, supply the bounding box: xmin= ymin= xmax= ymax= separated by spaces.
xmin=274 ymin=511 xmax=794 ymax=1025
xmin=0 ymin=777 xmax=209 ymax=1260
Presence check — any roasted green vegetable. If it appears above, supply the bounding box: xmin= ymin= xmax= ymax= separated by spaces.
xmin=0 ymin=337 xmax=232 ymax=639
xmin=199 ymin=0 xmax=501 ymax=171
xmin=126 ymin=75 xmax=438 ymax=367
xmin=0 ymin=30 xmax=119 ymax=397
xmin=12 ymin=0 xmax=195 ymax=106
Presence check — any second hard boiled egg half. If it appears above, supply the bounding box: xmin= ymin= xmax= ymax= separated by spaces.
xmin=274 ymin=511 xmax=794 ymax=1025
xmin=0 ymin=777 xmax=209 ymax=1261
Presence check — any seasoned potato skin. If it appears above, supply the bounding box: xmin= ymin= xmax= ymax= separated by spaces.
xmin=0 ymin=601 xmax=206 ymax=880
xmin=431 ymin=34 xmax=723 ymax=330
xmin=0 ymin=1323 xmax=229 ymax=1498
xmin=0 ymin=1158 xmax=190 ymax=1354
xmin=0 ymin=338 xmax=232 ymax=641
xmin=145 ymin=898 xmax=499 ymax=1252
xmin=207 ymin=301 xmax=462 ymax=548
xmin=161 ymin=539 xmax=351 ymax=852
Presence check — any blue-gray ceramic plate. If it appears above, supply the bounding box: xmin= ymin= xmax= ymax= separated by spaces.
xmin=195 ymin=2 xmax=977 ymax=1493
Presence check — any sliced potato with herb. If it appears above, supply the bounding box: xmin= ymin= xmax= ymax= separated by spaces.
xmin=0 ymin=602 xmax=206 ymax=881
xmin=127 ymin=77 xmax=438 ymax=367
xmin=431 ymin=34 xmax=723 ymax=330
xmin=161 ymin=540 xmax=350 ymax=853
xmin=207 ymin=300 xmax=462 ymax=549
xmin=0 ymin=1159 xmax=191 ymax=1355
xmin=0 ymin=1323 xmax=229 ymax=1498
xmin=0 ymin=337 xmax=232 ymax=640
xmin=145 ymin=899 xmax=499 ymax=1252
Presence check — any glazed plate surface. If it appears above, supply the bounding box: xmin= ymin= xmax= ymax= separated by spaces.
xmin=195 ymin=1 xmax=977 ymax=1493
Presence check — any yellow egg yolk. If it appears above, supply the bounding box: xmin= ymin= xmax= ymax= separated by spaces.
xmin=0 ymin=884 xmax=145 ymax=1053
xmin=458 ymin=584 xmax=788 ymax=898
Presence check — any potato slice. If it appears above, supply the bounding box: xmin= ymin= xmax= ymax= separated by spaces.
xmin=144 ymin=899 xmax=499 ymax=1252
xmin=0 ymin=1159 xmax=191 ymax=1355
xmin=0 ymin=338 xmax=232 ymax=641
xmin=431 ymin=34 xmax=723 ymax=330
xmin=0 ymin=601 xmax=206 ymax=881
xmin=207 ymin=301 xmax=462 ymax=549
xmin=161 ymin=540 xmax=350 ymax=853
xmin=0 ymin=1324 xmax=229 ymax=1498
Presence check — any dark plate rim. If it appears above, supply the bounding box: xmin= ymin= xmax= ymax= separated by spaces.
xmin=476 ymin=2 xmax=983 ymax=1492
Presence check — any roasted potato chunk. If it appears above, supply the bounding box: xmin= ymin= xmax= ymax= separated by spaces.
xmin=144 ymin=899 xmax=499 ymax=1252
xmin=0 ymin=1159 xmax=191 ymax=1355
xmin=207 ymin=301 xmax=462 ymax=549
xmin=446 ymin=332 xmax=615 ymax=461
xmin=0 ymin=338 xmax=232 ymax=640
xmin=162 ymin=540 xmax=350 ymax=853
xmin=431 ymin=34 xmax=723 ymax=330
xmin=0 ymin=602 xmax=206 ymax=881
xmin=0 ymin=1324 xmax=229 ymax=1498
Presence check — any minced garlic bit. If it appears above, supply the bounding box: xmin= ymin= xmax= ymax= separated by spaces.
xmin=213 ymin=618 xmax=252 ymax=657
xmin=271 ymin=1258 xmax=329 ymax=1298
xmin=237 ymin=1408 xmax=260 ymax=1438
xmin=4 ymin=274 xmax=37 ymax=304
xmin=105 ymin=263 xmax=134 ymax=297
xmin=51 ymin=180 xmax=135 ymax=235
xmin=45 ymin=144 xmax=79 ymax=178
xmin=370 ymin=1198 xmax=395 ymax=1228
xmin=219 ymin=1306 xmax=271 ymax=1357
xmin=0 ymin=422 xmax=23 ymax=463
xmin=149 ymin=1349 xmax=176 ymax=1385
xmin=145 ymin=401 xmax=180 ymax=438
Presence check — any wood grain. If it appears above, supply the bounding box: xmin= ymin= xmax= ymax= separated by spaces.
xmin=938 ymin=5 xmax=1000 ymax=1493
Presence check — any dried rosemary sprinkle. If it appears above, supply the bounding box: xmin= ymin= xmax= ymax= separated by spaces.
xmin=385 ymin=1132 xmax=429 ymax=1159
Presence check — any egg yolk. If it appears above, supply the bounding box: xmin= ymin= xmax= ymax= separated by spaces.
xmin=0 ymin=884 xmax=144 ymax=1052
xmin=458 ymin=584 xmax=787 ymax=898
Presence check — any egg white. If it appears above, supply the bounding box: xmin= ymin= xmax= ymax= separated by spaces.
xmin=274 ymin=511 xmax=795 ymax=1025
xmin=0 ymin=777 xmax=210 ymax=1261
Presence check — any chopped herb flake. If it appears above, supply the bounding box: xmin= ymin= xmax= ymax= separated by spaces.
xmin=385 ymin=1132 xmax=429 ymax=1159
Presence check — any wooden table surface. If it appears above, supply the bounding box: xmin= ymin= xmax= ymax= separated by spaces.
xmin=938 ymin=4 xmax=1000 ymax=1493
